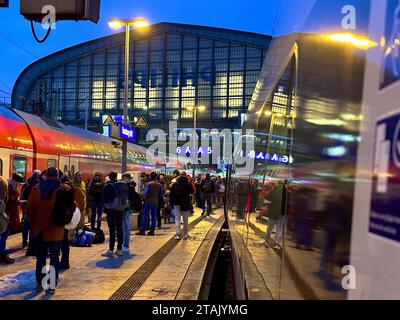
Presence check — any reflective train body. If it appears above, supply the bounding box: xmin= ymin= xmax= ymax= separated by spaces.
xmin=226 ymin=0 xmax=400 ymax=300
xmin=0 ymin=105 xmax=178 ymax=181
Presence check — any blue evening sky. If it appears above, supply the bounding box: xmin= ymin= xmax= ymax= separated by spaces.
xmin=0 ymin=0 xmax=278 ymax=102
xmin=0 ymin=0 xmax=372 ymax=103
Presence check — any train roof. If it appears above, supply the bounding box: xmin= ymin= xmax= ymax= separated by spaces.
xmin=0 ymin=105 xmax=149 ymax=164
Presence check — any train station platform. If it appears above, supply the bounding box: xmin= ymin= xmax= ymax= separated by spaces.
xmin=0 ymin=208 xmax=224 ymax=300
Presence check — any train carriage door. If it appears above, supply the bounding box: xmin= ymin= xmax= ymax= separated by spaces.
xmin=59 ymin=156 xmax=70 ymax=175
xmin=0 ymin=149 xmax=10 ymax=179
xmin=69 ymin=158 xmax=79 ymax=176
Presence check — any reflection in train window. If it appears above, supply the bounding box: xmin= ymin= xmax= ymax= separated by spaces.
xmin=12 ymin=156 xmax=27 ymax=180
xmin=0 ymin=159 xmax=2 ymax=176
xmin=47 ymin=159 xmax=56 ymax=168
xmin=64 ymin=165 xmax=68 ymax=173
xmin=71 ymin=165 xmax=75 ymax=175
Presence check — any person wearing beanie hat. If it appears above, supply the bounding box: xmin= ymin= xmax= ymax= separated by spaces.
xmin=21 ymin=170 xmax=42 ymax=253
xmin=87 ymin=172 xmax=105 ymax=230
xmin=6 ymin=173 xmax=23 ymax=235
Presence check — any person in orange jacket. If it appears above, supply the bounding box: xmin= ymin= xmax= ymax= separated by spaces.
xmin=27 ymin=167 xmax=65 ymax=293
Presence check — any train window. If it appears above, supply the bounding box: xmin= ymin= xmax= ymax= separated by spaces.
xmin=47 ymin=159 xmax=56 ymax=168
xmin=71 ymin=165 xmax=75 ymax=175
xmin=0 ymin=159 xmax=2 ymax=176
xmin=12 ymin=156 xmax=27 ymax=180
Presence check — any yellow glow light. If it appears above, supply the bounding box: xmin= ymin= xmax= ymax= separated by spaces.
xmin=108 ymin=20 xmax=123 ymax=30
xmin=326 ymin=33 xmax=377 ymax=50
xmin=306 ymin=118 xmax=346 ymax=126
xmin=132 ymin=18 xmax=149 ymax=28
xmin=197 ymin=105 xmax=206 ymax=112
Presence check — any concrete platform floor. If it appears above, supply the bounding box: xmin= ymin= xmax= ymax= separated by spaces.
xmin=0 ymin=208 xmax=223 ymax=300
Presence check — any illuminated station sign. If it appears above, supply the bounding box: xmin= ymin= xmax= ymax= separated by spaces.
xmin=176 ymin=147 xmax=292 ymax=164
xmin=119 ymin=124 xmax=136 ymax=143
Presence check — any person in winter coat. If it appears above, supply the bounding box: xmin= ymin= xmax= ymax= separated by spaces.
xmin=136 ymin=172 xmax=163 ymax=236
xmin=0 ymin=175 xmax=14 ymax=264
xmin=72 ymin=172 xmax=87 ymax=225
xmin=170 ymin=175 xmax=194 ymax=240
xmin=59 ymin=172 xmax=86 ymax=271
xmin=20 ymin=170 xmax=41 ymax=254
xmin=87 ymin=172 xmax=104 ymax=230
xmin=102 ymin=172 xmax=129 ymax=257
xmin=264 ymin=181 xmax=284 ymax=248
xmin=194 ymin=175 xmax=203 ymax=209
xmin=201 ymin=173 xmax=215 ymax=216
xmin=121 ymin=173 xmax=134 ymax=254
xmin=6 ymin=172 xmax=24 ymax=234
xmin=26 ymin=167 xmax=64 ymax=293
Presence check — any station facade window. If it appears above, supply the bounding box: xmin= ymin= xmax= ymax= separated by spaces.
xmin=18 ymin=26 xmax=269 ymax=133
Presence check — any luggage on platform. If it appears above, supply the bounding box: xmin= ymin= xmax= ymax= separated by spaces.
xmin=73 ymin=228 xmax=95 ymax=247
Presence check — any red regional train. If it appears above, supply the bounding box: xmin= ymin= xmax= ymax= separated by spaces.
xmin=0 ymin=105 xmax=182 ymax=182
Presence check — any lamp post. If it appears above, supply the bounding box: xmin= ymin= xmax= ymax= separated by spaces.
xmin=187 ymin=105 xmax=206 ymax=178
xmin=109 ymin=18 xmax=148 ymax=174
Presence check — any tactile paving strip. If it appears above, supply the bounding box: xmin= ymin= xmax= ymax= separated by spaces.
xmin=109 ymin=215 xmax=205 ymax=300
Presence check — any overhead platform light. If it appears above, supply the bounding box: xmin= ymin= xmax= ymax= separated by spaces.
xmin=325 ymin=33 xmax=377 ymax=50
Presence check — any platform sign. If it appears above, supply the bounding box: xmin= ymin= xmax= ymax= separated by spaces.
xmin=134 ymin=116 xmax=148 ymax=128
xmin=370 ymin=111 xmax=400 ymax=242
xmin=381 ymin=0 xmax=400 ymax=89
xmin=119 ymin=124 xmax=136 ymax=142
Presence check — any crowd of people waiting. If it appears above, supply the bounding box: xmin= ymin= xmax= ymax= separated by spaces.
xmin=0 ymin=167 xmax=226 ymax=293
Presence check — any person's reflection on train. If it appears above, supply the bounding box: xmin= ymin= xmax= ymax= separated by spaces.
xmin=274 ymin=179 xmax=289 ymax=248
xmin=264 ymin=181 xmax=284 ymax=248
xmin=257 ymin=181 xmax=273 ymax=222
xmin=250 ymin=179 xmax=261 ymax=213
xmin=320 ymin=192 xmax=352 ymax=276
xmin=236 ymin=179 xmax=249 ymax=220
xmin=293 ymin=188 xmax=313 ymax=251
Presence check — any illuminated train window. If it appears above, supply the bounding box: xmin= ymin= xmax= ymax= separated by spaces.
xmin=12 ymin=156 xmax=27 ymax=180
xmin=47 ymin=159 xmax=57 ymax=168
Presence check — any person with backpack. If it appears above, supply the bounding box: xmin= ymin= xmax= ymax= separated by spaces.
xmin=121 ymin=173 xmax=137 ymax=254
xmin=136 ymin=172 xmax=163 ymax=236
xmin=170 ymin=174 xmax=194 ymax=240
xmin=20 ymin=170 xmax=41 ymax=255
xmin=0 ymin=175 xmax=14 ymax=264
xmin=26 ymin=167 xmax=65 ymax=293
xmin=87 ymin=172 xmax=105 ymax=230
xmin=201 ymin=173 xmax=215 ymax=216
xmin=101 ymin=172 xmax=129 ymax=257
xmin=59 ymin=172 xmax=85 ymax=271
xmin=194 ymin=175 xmax=204 ymax=210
